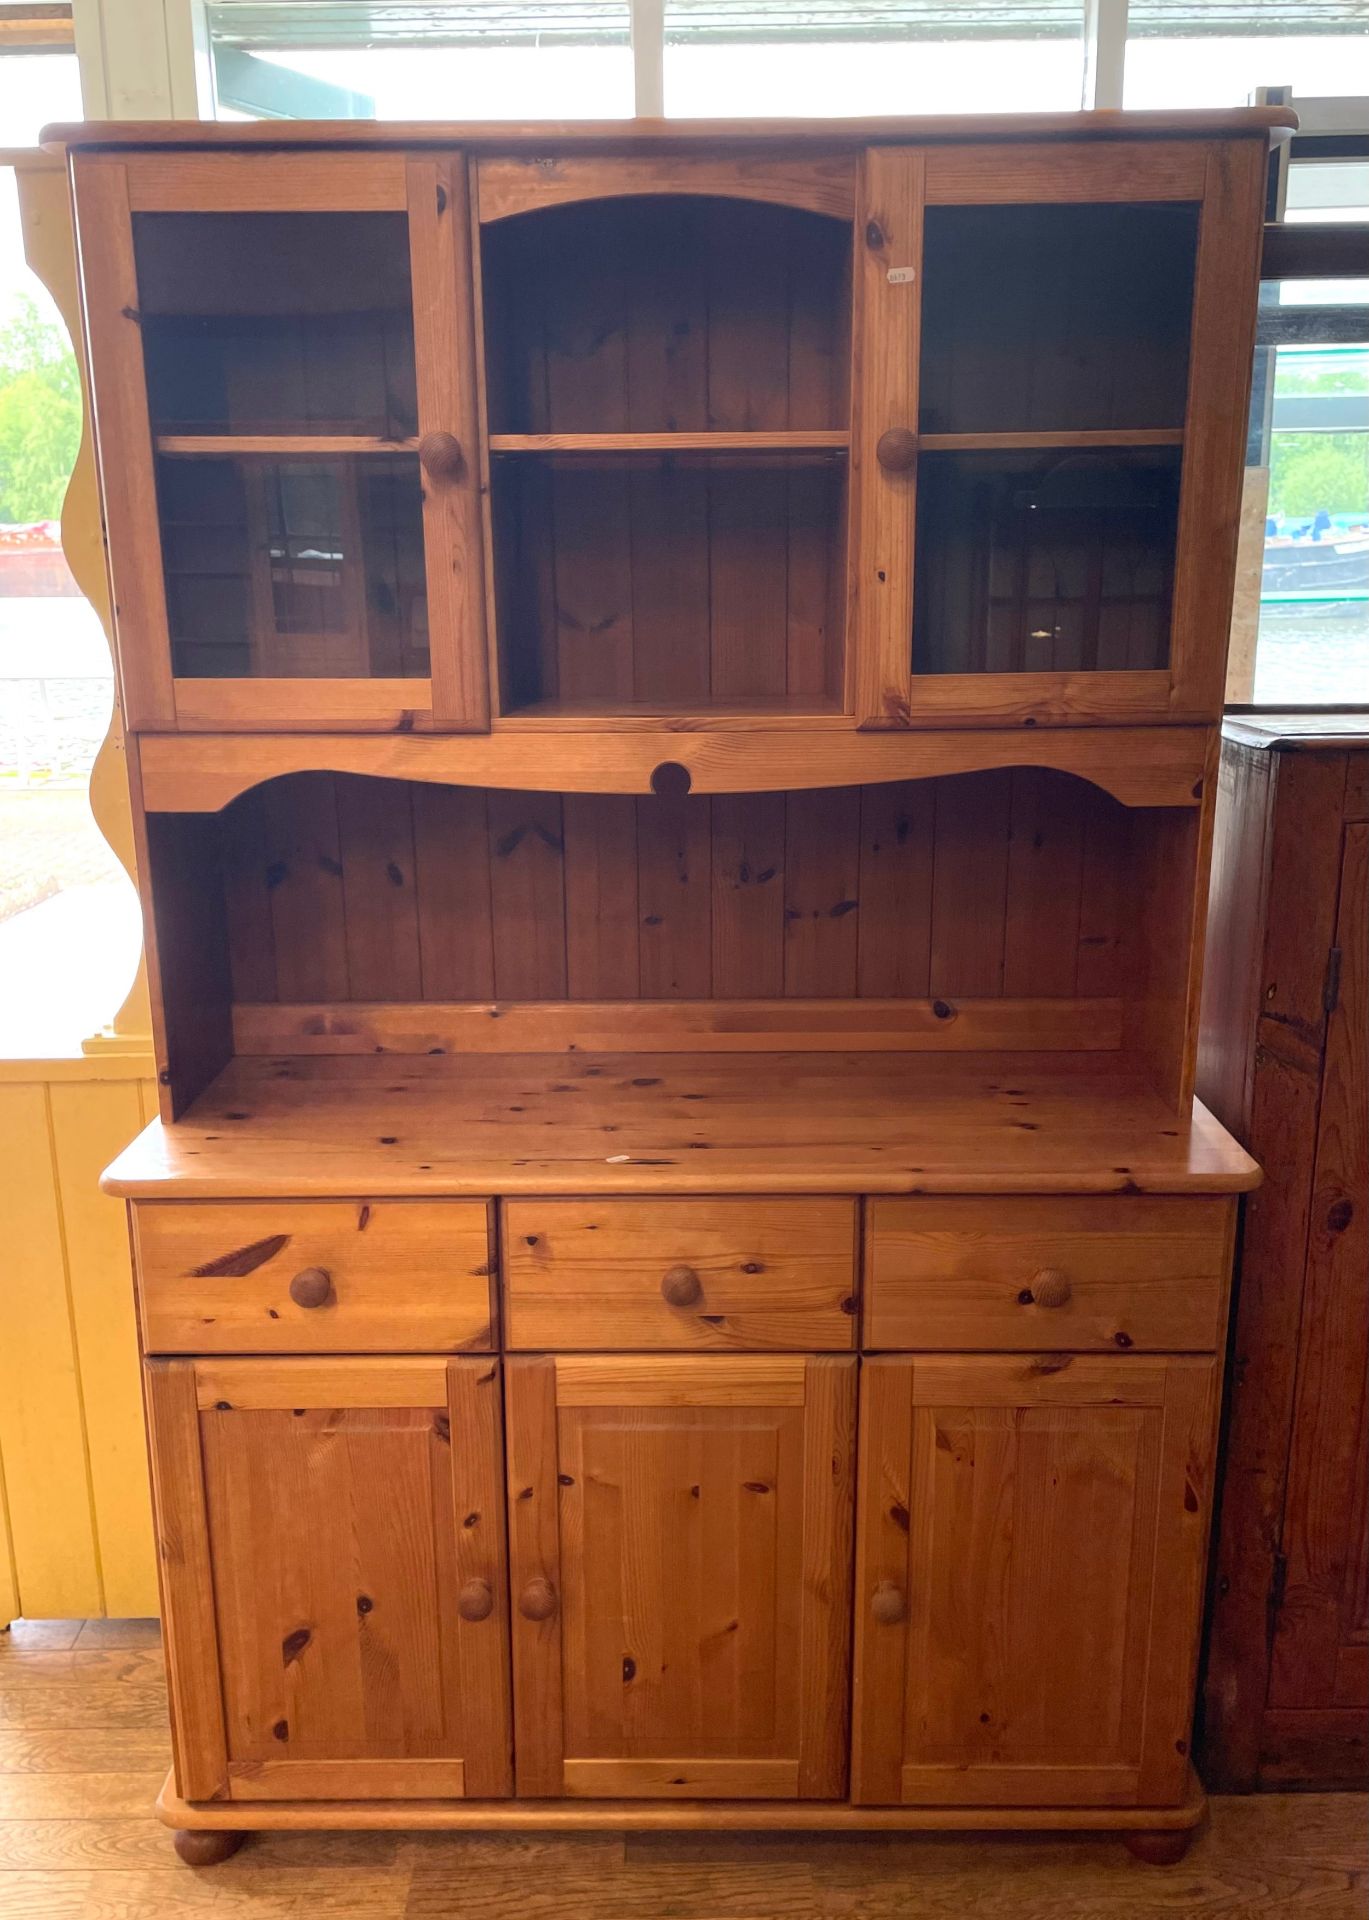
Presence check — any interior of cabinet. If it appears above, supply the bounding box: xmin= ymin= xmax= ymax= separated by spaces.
xmin=912 ymin=199 xmax=1199 ymax=683
xmin=918 ymin=202 xmax=1198 ymax=436
xmin=140 ymin=764 xmax=1204 ymax=1118
xmin=133 ymin=211 xmax=428 ymax=681
xmin=480 ymin=196 xmax=851 ymax=715
xmin=913 ymin=447 xmax=1182 ymax=676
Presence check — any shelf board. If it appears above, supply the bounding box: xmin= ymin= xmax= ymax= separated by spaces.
xmin=488 ymin=431 xmax=850 ymax=454
xmin=101 ymin=1051 xmax=1260 ymax=1200
xmin=155 ymin=434 xmax=421 ymax=456
xmin=917 ymin=429 xmax=1185 ymax=452
xmin=497 ymin=695 xmax=849 ymax=731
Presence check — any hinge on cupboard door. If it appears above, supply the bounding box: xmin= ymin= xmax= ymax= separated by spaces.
xmin=1324 ymin=947 xmax=1343 ymax=1015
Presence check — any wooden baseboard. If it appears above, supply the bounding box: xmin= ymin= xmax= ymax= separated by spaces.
xmin=157 ymin=1767 xmax=1207 ymax=1834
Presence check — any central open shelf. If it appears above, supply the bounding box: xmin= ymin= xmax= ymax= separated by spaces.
xmin=481 ymin=192 xmax=852 ymax=720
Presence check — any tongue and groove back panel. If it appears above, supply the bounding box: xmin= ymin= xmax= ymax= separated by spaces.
xmin=213 ymin=768 xmax=1132 ymax=1009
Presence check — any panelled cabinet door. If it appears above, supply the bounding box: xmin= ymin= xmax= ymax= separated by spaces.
xmin=145 ymin=1357 xmax=511 ymax=1803
xmin=851 ymin=137 xmax=1267 ymax=729
xmin=70 ymin=150 xmax=487 ymax=733
xmin=852 ymin=1355 xmax=1216 ymax=1808
xmin=505 ymin=1355 xmax=856 ymax=1799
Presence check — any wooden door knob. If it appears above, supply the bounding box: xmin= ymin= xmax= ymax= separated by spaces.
xmin=518 ymin=1577 xmax=558 ymax=1622
xmin=876 ymin=428 xmax=917 ymax=473
xmin=288 ymin=1266 xmax=332 ymax=1309
xmin=871 ymin=1580 xmax=906 ymax=1625
xmin=418 ymin=430 xmax=465 ymax=481
xmin=457 ymin=1578 xmax=494 ymax=1622
xmin=661 ymin=1264 xmax=703 ymax=1308
xmin=1029 ymin=1269 xmax=1072 ymax=1309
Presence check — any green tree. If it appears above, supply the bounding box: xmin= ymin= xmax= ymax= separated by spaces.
xmin=0 ymin=292 xmax=81 ymax=523
xmin=1269 ymin=433 xmax=1369 ymax=522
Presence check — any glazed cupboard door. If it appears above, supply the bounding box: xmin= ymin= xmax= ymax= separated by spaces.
xmin=145 ymin=1357 xmax=511 ymax=1803
xmin=505 ymin=1355 xmax=856 ymax=1799
xmin=71 ymin=151 xmax=486 ymax=733
xmin=852 ymin=1356 xmax=1216 ymax=1808
xmin=851 ymin=138 xmax=1266 ymax=728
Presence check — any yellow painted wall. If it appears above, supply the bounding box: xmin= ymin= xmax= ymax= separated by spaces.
xmin=0 ymin=1060 xmax=160 ymax=1621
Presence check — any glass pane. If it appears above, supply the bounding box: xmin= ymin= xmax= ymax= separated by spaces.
xmin=913 ymin=448 xmax=1182 ymax=675
xmin=1232 ymin=286 xmax=1369 ymax=705
xmin=133 ymin=213 xmax=416 ymax=437
xmin=1286 ymin=158 xmax=1369 ymax=226
xmin=1124 ymin=1 xmax=1369 ymax=107
xmin=205 ymin=1 xmax=633 ymax=119
xmin=920 ymin=204 xmax=1199 ymax=435
xmin=158 ymin=454 xmax=429 ymax=679
xmin=664 ymin=0 xmax=1084 ymax=116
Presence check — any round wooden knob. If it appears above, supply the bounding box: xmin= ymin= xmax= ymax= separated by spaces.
xmin=418 ymin=430 xmax=464 ymax=482
xmin=876 ymin=428 xmax=917 ymax=473
xmin=661 ymin=1264 xmax=703 ymax=1309
xmin=518 ymin=1577 xmax=557 ymax=1623
xmin=871 ymin=1580 xmax=906 ymax=1625
xmin=457 ymin=1578 xmax=494 ymax=1623
xmin=288 ymin=1267 xmax=332 ymax=1309
xmin=1029 ymin=1268 xmax=1072 ymax=1309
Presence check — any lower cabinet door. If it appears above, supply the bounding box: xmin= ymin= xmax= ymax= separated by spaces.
xmin=505 ymin=1354 xmax=856 ymax=1799
xmin=851 ymin=1355 xmax=1215 ymax=1809
xmin=145 ymin=1356 xmax=512 ymax=1803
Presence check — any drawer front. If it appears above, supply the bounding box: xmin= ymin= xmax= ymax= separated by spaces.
xmin=865 ymin=1195 xmax=1232 ymax=1352
xmin=503 ymin=1198 xmax=858 ymax=1350
xmin=136 ymin=1200 xmax=495 ymax=1353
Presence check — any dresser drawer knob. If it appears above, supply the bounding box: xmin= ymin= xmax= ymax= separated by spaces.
xmin=457 ymin=1578 xmax=494 ymax=1623
xmin=1029 ymin=1268 xmax=1072 ymax=1309
xmin=418 ymin=429 xmax=465 ymax=482
xmin=876 ymin=427 xmax=917 ymax=473
xmin=288 ymin=1267 xmax=333 ymax=1309
xmin=661 ymin=1264 xmax=703 ymax=1308
xmin=872 ymin=1580 xmax=906 ymax=1625
xmin=518 ymin=1577 xmax=558 ymax=1623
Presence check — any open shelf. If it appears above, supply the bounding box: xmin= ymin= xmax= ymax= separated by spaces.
xmin=481 ymin=192 xmax=852 ymax=721
xmin=491 ymin=450 xmax=847 ymax=716
xmin=102 ymin=1051 xmax=1258 ymax=1200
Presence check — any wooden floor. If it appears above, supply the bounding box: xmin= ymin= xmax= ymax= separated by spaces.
xmin=1 ymin=1620 xmax=1364 ymax=1919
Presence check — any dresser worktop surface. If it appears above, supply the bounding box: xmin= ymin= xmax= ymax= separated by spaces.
xmin=102 ymin=1052 xmax=1259 ymax=1199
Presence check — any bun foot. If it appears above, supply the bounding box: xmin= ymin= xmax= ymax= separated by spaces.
xmin=173 ymin=1828 xmax=245 ymax=1866
xmin=1124 ymin=1829 xmax=1191 ymax=1866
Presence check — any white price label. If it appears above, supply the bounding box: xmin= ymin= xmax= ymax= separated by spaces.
xmin=886 ymin=266 xmax=916 ymax=285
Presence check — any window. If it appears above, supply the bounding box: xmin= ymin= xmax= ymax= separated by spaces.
xmin=206 ymin=1 xmax=633 ymax=119
xmin=662 ymin=1 xmax=1084 ymax=118
xmin=1124 ymin=2 xmax=1369 ymax=110
xmin=1236 ymin=281 xmax=1369 ymax=705
xmin=0 ymin=42 xmax=142 ymax=1052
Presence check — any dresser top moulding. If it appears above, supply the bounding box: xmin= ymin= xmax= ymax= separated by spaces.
xmin=42 ymin=107 xmax=1297 ymax=153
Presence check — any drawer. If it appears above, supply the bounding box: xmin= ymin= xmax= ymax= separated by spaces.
xmin=503 ymin=1198 xmax=857 ymax=1350
xmin=135 ymin=1200 xmax=495 ymax=1353
xmin=865 ymin=1195 xmax=1232 ymax=1352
